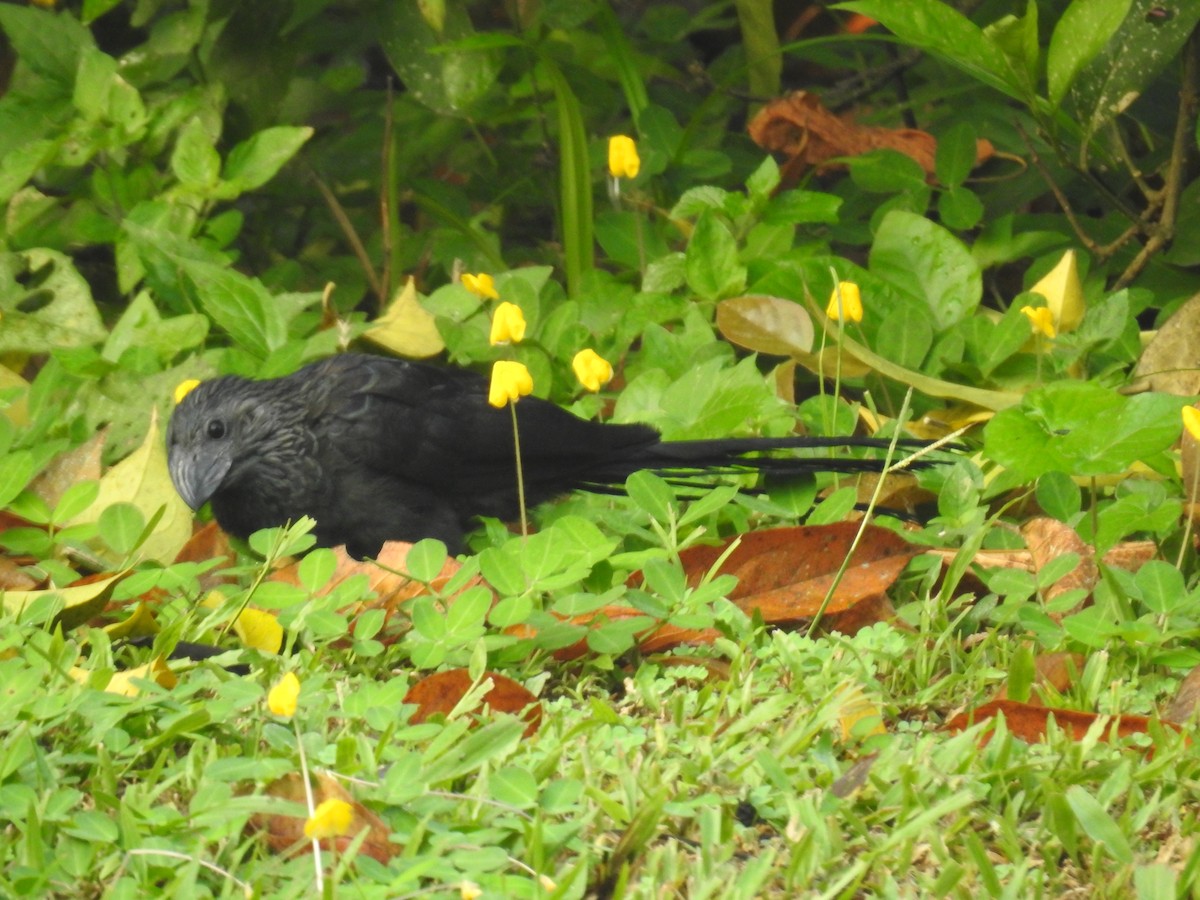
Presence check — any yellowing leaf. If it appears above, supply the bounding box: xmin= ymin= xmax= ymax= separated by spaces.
xmin=3 ymin=572 xmax=124 ymax=630
xmin=364 ymin=278 xmax=445 ymax=358
xmin=70 ymin=657 xmax=176 ymax=696
xmin=1030 ymin=250 xmax=1084 ymax=334
xmin=0 ymin=364 xmax=29 ymax=427
xmin=837 ymin=683 xmax=886 ymax=740
xmin=70 ymin=409 xmax=193 ymax=565
xmin=104 ymin=601 xmax=160 ymax=640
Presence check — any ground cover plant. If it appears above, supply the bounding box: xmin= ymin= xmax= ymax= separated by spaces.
xmin=2 ymin=0 xmax=1200 ymax=895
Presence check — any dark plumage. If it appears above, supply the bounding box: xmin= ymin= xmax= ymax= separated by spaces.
xmin=167 ymin=354 xmax=927 ymax=556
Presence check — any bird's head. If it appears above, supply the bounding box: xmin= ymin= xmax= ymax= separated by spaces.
xmin=167 ymin=377 xmax=269 ymax=510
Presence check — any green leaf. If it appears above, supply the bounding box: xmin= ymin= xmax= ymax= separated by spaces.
xmin=1065 ymin=785 xmax=1134 ymax=864
xmin=869 ymin=210 xmax=981 ymax=330
xmin=762 ymin=190 xmax=843 ymax=226
xmin=171 ymin=118 xmax=221 ymax=189
xmin=685 ymin=210 xmax=747 ymax=301
xmin=405 ymin=540 xmax=448 ymax=583
xmin=1068 ymin=0 xmax=1200 ymax=144
xmin=838 ymin=0 xmax=1025 ymax=99
xmin=0 ymin=4 xmax=95 ymax=87
xmin=97 ymin=503 xmax=147 ymax=557
xmin=1035 ymin=471 xmax=1081 ymax=521
xmin=1135 ymin=560 xmax=1185 ymax=616
xmin=0 ymin=449 xmax=35 ymax=508
xmin=935 ymin=122 xmax=978 ymax=188
xmin=1047 ymin=0 xmax=1133 ymax=108
xmin=984 ymin=383 xmax=1187 ymax=478
xmin=0 ymin=250 xmax=107 ymax=354
xmin=223 ymin=126 xmax=314 ymax=192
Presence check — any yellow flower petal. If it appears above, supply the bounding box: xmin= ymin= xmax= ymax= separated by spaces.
xmin=608 ymin=135 xmax=640 ymax=179
xmin=304 ymin=798 xmax=354 ymax=840
xmin=572 ymin=348 xmax=614 ymax=392
xmin=1030 ymin=250 xmax=1084 ymax=334
xmin=1184 ymin=406 xmax=1200 ymax=441
xmin=268 ymin=671 xmax=300 ymax=717
xmin=825 ymin=281 xmax=863 ymax=323
xmin=460 ymin=881 xmax=483 ymax=900
xmin=1020 ymin=305 xmax=1056 ymax=339
xmin=488 ymin=360 xmax=533 ymax=408
xmin=462 ymin=273 xmax=499 ymax=301
xmin=489 ymin=301 xmax=527 ymax=345
xmin=174 ymin=379 xmax=201 ymax=405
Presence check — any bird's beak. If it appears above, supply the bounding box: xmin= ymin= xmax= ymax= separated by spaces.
xmin=168 ymin=449 xmax=232 ymax=510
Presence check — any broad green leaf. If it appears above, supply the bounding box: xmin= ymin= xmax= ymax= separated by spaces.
xmin=171 ymin=117 xmax=221 ymax=189
xmin=1069 ymin=0 xmax=1200 ymax=147
xmin=985 ymin=382 xmax=1186 ymax=478
xmin=838 ymin=0 xmax=1025 ymax=99
xmin=685 ymin=210 xmax=747 ymax=301
xmin=762 ymin=190 xmax=842 ymax=226
xmin=935 ymin=122 xmax=979 ymax=188
xmin=870 ymin=210 xmax=982 ymax=330
xmin=0 ymin=250 xmax=106 ymax=353
xmin=0 ymin=4 xmax=95 ymax=87
xmin=1047 ymin=0 xmax=1133 ymax=108
xmin=223 ymin=125 xmax=314 ymax=192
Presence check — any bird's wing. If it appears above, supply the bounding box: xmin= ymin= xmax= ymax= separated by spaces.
xmin=302 ymin=355 xmax=657 ymax=500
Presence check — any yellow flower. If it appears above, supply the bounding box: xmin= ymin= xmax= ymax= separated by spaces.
xmin=825 ymin=282 xmax=863 ymax=323
xmin=489 ymin=302 xmax=527 ymax=345
xmin=608 ymin=135 xmax=640 ymax=179
xmin=1184 ymin=406 xmax=1200 ymax=441
xmin=303 ymin=798 xmax=353 ymax=840
xmin=267 ymin=672 xmax=300 ymax=717
xmin=572 ymin=349 xmax=613 ymax=392
xmin=460 ymin=881 xmax=483 ymax=900
xmin=1020 ymin=305 xmax=1056 ymax=339
xmin=174 ymin=379 xmax=201 ymax=405
xmin=462 ymin=273 xmax=499 ymax=300
xmin=488 ymin=360 xmax=533 ymax=408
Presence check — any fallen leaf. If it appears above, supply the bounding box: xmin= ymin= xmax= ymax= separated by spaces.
xmin=3 ymin=571 xmax=126 ymax=630
xmin=945 ymin=699 xmax=1171 ymax=746
xmin=1164 ymin=664 xmax=1200 ymax=724
xmin=1021 ymin=517 xmax=1096 ymax=616
xmin=69 ymin=409 xmax=192 ymax=565
xmin=675 ymin=523 xmax=915 ymax=631
xmin=404 ymin=668 xmax=542 ymax=738
xmin=69 ymin=656 xmax=176 ymax=696
xmin=1133 ymin=292 xmax=1200 ymax=396
xmin=253 ymin=772 xmax=400 ymax=863
xmin=31 ymin=430 xmax=104 ymax=509
xmin=747 ymin=91 xmax=993 ymax=179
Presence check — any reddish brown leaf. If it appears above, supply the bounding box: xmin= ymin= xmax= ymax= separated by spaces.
xmin=405 ymin=669 xmax=542 ymax=738
xmin=675 ymin=523 xmax=915 ymax=632
xmin=748 ymin=91 xmax=994 ymax=179
xmin=252 ymin=772 xmax=399 ymax=863
xmin=945 ymin=699 xmax=1171 ymax=746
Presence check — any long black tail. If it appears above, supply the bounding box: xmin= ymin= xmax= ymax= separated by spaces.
xmin=580 ymin=434 xmax=935 ymax=490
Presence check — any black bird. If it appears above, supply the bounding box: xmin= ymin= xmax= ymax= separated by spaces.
xmin=167 ymin=354 xmax=926 ymax=557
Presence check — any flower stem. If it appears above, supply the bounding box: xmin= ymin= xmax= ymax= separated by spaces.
xmin=509 ymin=402 xmax=528 ymax=538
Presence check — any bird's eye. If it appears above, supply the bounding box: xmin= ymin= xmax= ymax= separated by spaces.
xmin=206 ymin=419 xmax=227 ymax=439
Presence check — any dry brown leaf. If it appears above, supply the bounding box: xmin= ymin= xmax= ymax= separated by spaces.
xmin=252 ymin=773 xmax=399 ymax=863
xmin=404 ymin=668 xmax=542 ymax=737
xmin=1164 ymin=664 xmax=1200 ymax=724
xmin=31 ymin=430 xmax=104 ymax=509
xmin=747 ymin=91 xmax=994 ymax=180
xmin=675 ymin=523 xmax=915 ymax=631
xmin=945 ymin=699 xmax=1172 ymax=748
xmin=1132 ymin=292 xmax=1200 ymax=396
xmin=1021 ymin=517 xmax=1096 ymax=616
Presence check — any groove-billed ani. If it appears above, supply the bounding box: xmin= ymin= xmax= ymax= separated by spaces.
xmin=168 ymin=354 xmax=926 ymax=556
